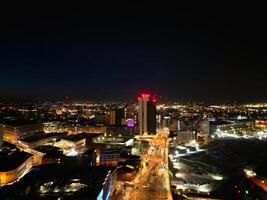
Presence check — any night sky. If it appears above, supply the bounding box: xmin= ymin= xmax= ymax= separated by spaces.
xmin=0 ymin=4 xmax=266 ymax=102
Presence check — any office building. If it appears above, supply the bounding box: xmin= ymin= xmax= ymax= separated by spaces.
xmin=0 ymin=121 xmax=44 ymax=143
xmin=106 ymin=110 xmax=116 ymax=125
xmin=125 ymin=105 xmax=136 ymax=119
xmin=0 ymin=145 xmax=34 ymax=186
xmin=255 ymin=120 xmax=267 ymax=128
xmin=138 ymin=93 xmax=157 ymax=135
xmin=115 ymin=108 xmax=125 ymax=125
xmin=99 ymin=148 xmax=121 ymax=166
xmin=198 ymin=119 xmax=210 ymax=136
xmin=21 ymin=132 xmax=67 ymax=148
xmin=106 ymin=108 xmax=125 ymax=126
xmin=176 ymin=131 xmax=196 ymax=144
xmin=0 ymin=131 xmax=3 ymax=147
xmin=43 ymin=121 xmax=65 ymax=133
xmin=94 ymin=114 xmax=106 ymax=125
xmin=65 ymin=124 xmax=106 ymax=135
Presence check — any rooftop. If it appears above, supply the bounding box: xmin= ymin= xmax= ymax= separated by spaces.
xmin=100 ymin=148 xmax=121 ymax=154
xmin=0 ymin=146 xmax=31 ymax=171
xmin=34 ymin=145 xmax=63 ymax=156
xmin=63 ymin=133 xmax=101 ymax=142
xmin=22 ymin=132 xmax=67 ymax=143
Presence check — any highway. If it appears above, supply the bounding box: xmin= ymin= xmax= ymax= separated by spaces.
xmin=122 ymin=130 xmax=172 ymax=200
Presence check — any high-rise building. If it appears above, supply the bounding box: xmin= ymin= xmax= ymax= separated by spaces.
xmin=138 ymin=93 xmax=156 ymax=135
xmin=106 ymin=110 xmax=116 ymax=125
xmin=0 ymin=122 xmax=44 ymax=143
xmin=176 ymin=130 xmax=196 ymax=143
xmin=115 ymin=108 xmax=124 ymax=125
xmin=0 ymin=130 xmax=3 ymax=146
xmin=106 ymin=108 xmax=124 ymax=126
xmin=198 ymin=119 xmax=210 ymax=136
xmin=125 ymin=105 xmax=136 ymax=119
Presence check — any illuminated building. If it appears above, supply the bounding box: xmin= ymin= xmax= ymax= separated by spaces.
xmin=44 ymin=121 xmax=65 ymax=133
xmin=0 ymin=131 xmax=3 ymax=146
xmin=156 ymin=114 xmax=161 ymax=129
xmin=125 ymin=105 xmax=136 ymax=119
xmin=105 ymin=126 xmax=135 ymax=140
xmin=121 ymin=118 xmax=127 ymax=126
xmin=34 ymin=145 xmax=63 ymax=165
xmin=99 ymin=148 xmax=121 ymax=166
xmin=210 ymin=120 xmax=254 ymax=135
xmin=21 ymin=132 xmax=67 ymax=148
xmin=162 ymin=116 xmax=171 ymax=129
xmin=124 ymin=105 xmax=136 ymax=127
xmin=82 ymin=148 xmax=97 ymax=166
xmin=106 ymin=108 xmax=125 ymax=126
xmin=127 ymin=119 xmax=135 ymax=127
xmin=255 ymin=120 xmax=267 ymax=128
xmin=198 ymin=119 xmax=210 ymax=136
xmin=138 ymin=93 xmax=157 ymax=135
xmin=0 ymin=122 xmax=44 ymax=143
xmin=0 ymin=145 xmax=34 ymax=186
xmin=177 ymin=120 xmax=181 ymax=131
xmin=65 ymin=125 xmax=106 ymax=135
xmin=176 ymin=131 xmax=196 ymax=143
xmin=209 ymin=121 xmax=231 ymax=134
xmin=60 ymin=133 xmax=99 ymax=150
xmin=106 ymin=110 xmax=116 ymax=125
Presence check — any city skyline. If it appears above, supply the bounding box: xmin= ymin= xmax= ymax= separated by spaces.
xmin=1 ymin=5 xmax=267 ymax=102
xmin=1 ymin=91 xmax=267 ymax=199
xmin=1 ymin=4 xmax=267 ymax=200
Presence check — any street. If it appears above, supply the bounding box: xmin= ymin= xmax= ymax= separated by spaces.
xmin=122 ymin=130 xmax=172 ymax=200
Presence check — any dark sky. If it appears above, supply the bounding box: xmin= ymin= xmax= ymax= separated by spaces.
xmin=0 ymin=4 xmax=266 ymax=102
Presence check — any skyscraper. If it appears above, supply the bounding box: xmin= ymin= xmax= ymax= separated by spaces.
xmin=138 ymin=93 xmax=157 ymax=135
xmin=106 ymin=108 xmax=125 ymax=126
xmin=106 ymin=110 xmax=116 ymax=125
xmin=115 ymin=108 xmax=125 ymax=125
xmin=0 ymin=127 xmax=3 ymax=146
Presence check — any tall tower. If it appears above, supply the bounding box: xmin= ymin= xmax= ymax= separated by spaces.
xmin=138 ymin=93 xmax=157 ymax=135
xmin=0 ymin=124 xmax=4 ymax=147
xmin=106 ymin=110 xmax=116 ymax=125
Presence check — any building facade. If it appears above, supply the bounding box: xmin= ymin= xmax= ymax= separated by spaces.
xmin=176 ymin=131 xmax=196 ymax=144
xmin=0 ymin=149 xmax=34 ymax=186
xmin=0 ymin=131 xmax=3 ymax=146
xmin=138 ymin=94 xmax=156 ymax=135
xmin=0 ymin=123 xmax=44 ymax=143
xmin=106 ymin=110 xmax=116 ymax=125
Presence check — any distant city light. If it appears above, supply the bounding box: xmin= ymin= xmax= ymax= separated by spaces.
xmin=244 ymin=168 xmax=256 ymax=177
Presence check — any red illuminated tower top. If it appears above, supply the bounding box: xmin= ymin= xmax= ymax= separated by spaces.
xmin=137 ymin=93 xmax=157 ymax=104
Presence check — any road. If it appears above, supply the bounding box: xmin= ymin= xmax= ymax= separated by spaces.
xmin=247 ymin=176 xmax=267 ymax=192
xmin=122 ymin=130 xmax=172 ymax=200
